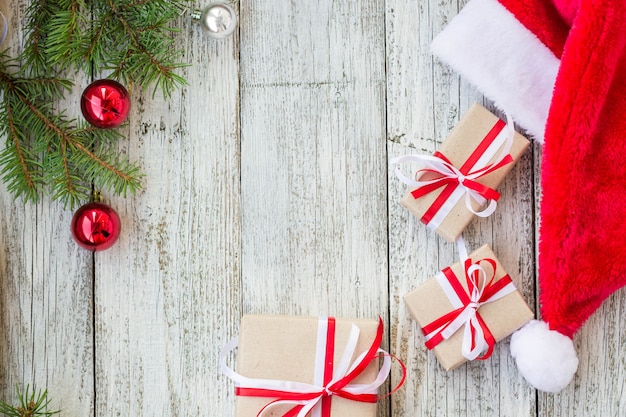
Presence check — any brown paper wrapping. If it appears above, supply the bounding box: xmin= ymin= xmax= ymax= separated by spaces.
xmin=400 ymin=103 xmax=530 ymax=242
xmin=235 ymin=315 xmax=380 ymax=417
xmin=403 ymin=245 xmax=534 ymax=371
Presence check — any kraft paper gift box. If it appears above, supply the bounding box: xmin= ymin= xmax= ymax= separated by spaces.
xmin=399 ymin=103 xmax=530 ymax=242
xmin=404 ymin=244 xmax=534 ymax=371
xmin=231 ymin=315 xmax=386 ymax=417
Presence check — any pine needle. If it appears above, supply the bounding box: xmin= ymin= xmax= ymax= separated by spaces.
xmin=0 ymin=385 xmax=59 ymax=417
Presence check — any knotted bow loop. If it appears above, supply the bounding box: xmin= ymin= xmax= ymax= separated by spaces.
xmin=220 ymin=317 xmax=404 ymax=417
xmin=464 ymin=257 xmax=497 ymax=300
xmin=421 ymin=240 xmax=517 ymax=361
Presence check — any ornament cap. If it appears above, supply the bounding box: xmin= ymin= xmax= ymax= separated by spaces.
xmin=92 ymin=190 xmax=103 ymax=203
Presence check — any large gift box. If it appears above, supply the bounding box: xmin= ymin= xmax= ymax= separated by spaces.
xmin=399 ymin=103 xmax=530 ymax=242
xmin=404 ymin=244 xmax=534 ymax=371
xmin=222 ymin=315 xmax=394 ymax=417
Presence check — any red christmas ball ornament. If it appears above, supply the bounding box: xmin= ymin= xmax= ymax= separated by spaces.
xmin=80 ymin=79 xmax=131 ymax=128
xmin=71 ymin=202 xmax=121 ymax=251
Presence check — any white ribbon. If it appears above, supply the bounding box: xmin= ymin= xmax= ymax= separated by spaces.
xmin=391 ymin=113 xmax=515 ymax=230
xmin=219 ymin=317 xmax=392 ymax=417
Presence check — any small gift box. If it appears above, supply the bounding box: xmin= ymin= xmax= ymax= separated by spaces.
xmin=395 ymin=103 xmax=530 ymax=242
xmin=404 ymin=244 xmax=534 ymax=371
xmin=221 ymin=315 xmax=399 ymax=417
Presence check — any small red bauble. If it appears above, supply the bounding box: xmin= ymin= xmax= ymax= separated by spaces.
xmin=71 ymin=202 xmax=121 ymax=251
xmin=80 ymin=79 xmax=131 ymax=128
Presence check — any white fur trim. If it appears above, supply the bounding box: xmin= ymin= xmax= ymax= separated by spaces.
xmin=431 ymin=0 xmax=559 ymax=142
xmin=510 ymin=320 xmax=578 ymax=392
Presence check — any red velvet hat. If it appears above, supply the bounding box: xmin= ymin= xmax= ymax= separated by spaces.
xmin=432 ymin=0 xmax=626 ymax=392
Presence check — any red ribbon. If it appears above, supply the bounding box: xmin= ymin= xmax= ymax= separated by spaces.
xmin=421 ymin=257 xmax=514 ymax=360
xmin=414 ymin=118 xmax=513 ymax=225
xmin=235 ymin=317 xmax=400 ymax=417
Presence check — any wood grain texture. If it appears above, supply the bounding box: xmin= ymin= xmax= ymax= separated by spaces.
xmin=386 ymin=0 xmax=537 ymax=416
xmin=239 ymin=1 xmax=389 ymax=415
xmin=92 ymin=8 xmax=241 ymax=417
xmin=239 ymin=0 xmax=388 ymax=321
xmin=0 ymin=0 xmax=94 ymax=414
xmin=1 ymin=0 xmax=626 ymax=416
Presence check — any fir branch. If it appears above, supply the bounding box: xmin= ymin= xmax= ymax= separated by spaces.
xmin=103 ymin=0 xmax=191 ymax=97
xmin=0 ymin=59 xmax=143 ymax=208
xmin=0 ymin=0 xmax=196 ymax=205
xmin=43 ymin=1 xmax=89 ymax=70
xmin=0 ymin=101 xmax=43 ymax=202
xmin=22 ymin=0 xmax=192 ymax=94
xmin=0 ymin=385 xmax=59 ymax=417
xmin=22 ymin=0 xmax=59 ymax=75
xmin=55 ymin=0 xmax=194 ymax=97
xmin=58 ymin=127 xmax=142 ymax=195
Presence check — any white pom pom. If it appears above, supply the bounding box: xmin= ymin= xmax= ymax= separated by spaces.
xmin=510 ymin=320 xmax=578 ymax=392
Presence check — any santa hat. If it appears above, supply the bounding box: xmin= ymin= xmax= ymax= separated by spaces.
xmin=431 ymin=0 xmax=626 ymax=392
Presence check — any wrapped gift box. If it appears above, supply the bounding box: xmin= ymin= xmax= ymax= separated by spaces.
xmin=404 ymin=244 xmax=534 ymax=371
xmin=233 ymin=315 xmax=383 ymax=417
xmin=400 ymin=103 xmax=530 ymax=242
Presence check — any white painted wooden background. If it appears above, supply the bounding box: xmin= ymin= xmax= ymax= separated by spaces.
xmin=1 ymin=0 xmax=625 ymax=416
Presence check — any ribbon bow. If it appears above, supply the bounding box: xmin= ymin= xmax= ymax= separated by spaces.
xmin=220 ymin=317 xmax=405 ymax=417
xmin=421 ymin=239 xmax=516 ymax=360
xmin=409 ymin=150 xmax=512 ymax=216
xmin=391 ymin=114 xmax=515 ymax=229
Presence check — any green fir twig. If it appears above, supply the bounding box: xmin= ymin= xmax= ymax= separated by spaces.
xmin=0 ymin=53 xmax=142 ymax=208
xmin=0 ymin=385 xmax=59 ymax=417
xmin=0 ymin=0 xmax=194 ymax=206
xmin=39 ymin=0 xmax=192 ymax=97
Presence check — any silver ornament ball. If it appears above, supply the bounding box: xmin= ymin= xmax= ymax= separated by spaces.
xmin=192 ymin=3 xmax=237 ymax=38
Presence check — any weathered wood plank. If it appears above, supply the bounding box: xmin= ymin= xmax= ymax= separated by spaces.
xmin=0 ymin=1 xmax=95 ymax=415
xmin=92 ymin=9 xmax=241 ymax=417
xmin=239 ymin=0 xmax=388 ymax=323
xmin=2 ymin=0 xmax=626 ymax=416
xmin=238 ymin=1 xmax=388 ymax=415
xmin=386 ymin=1 xmax=537 ymax=416
xmin=0 ymin=197 xmax=95 ymax=416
